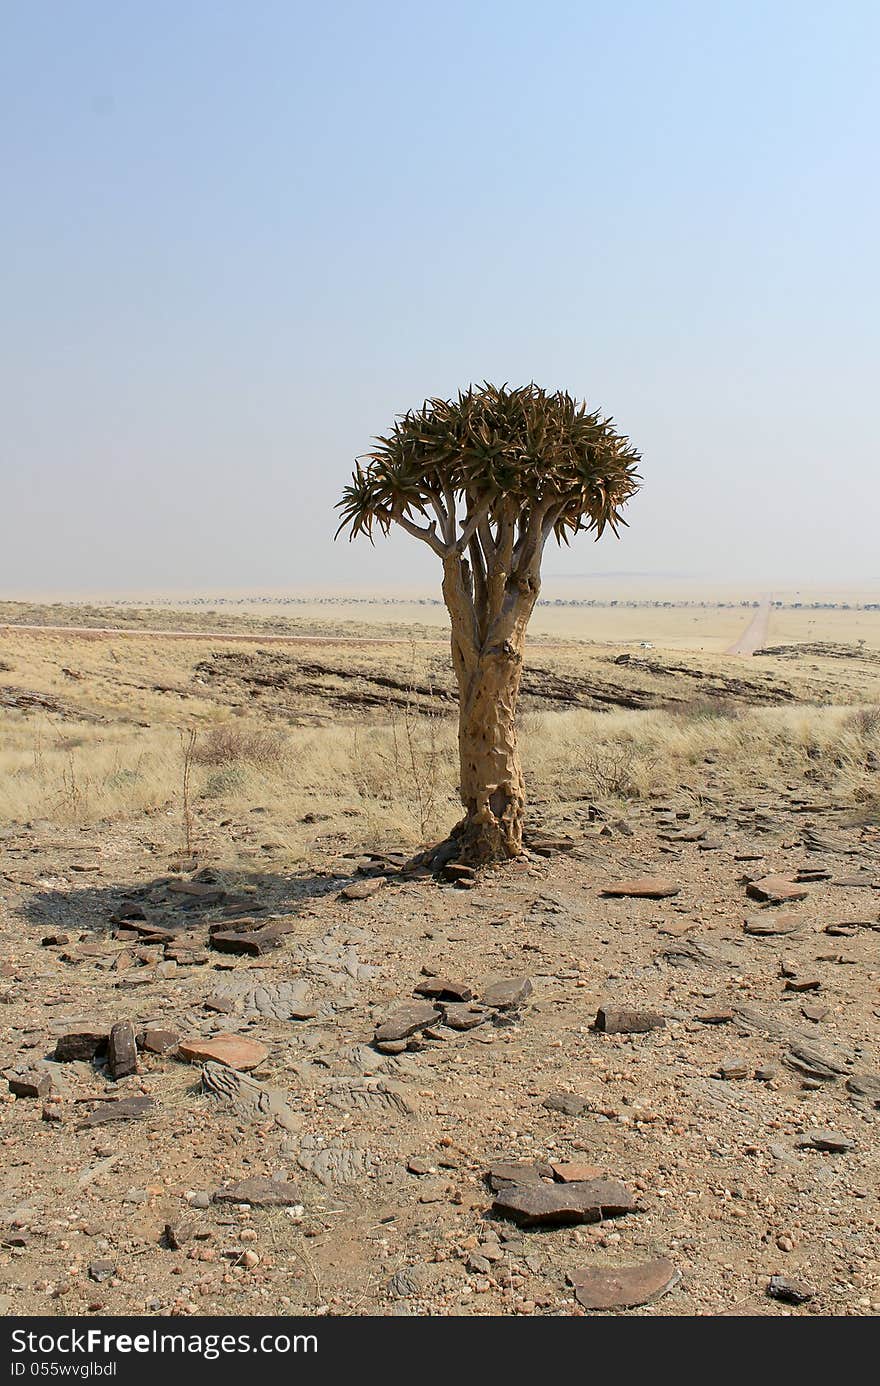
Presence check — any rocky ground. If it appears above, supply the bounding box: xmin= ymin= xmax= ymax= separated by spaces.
xmin=1 ymin=789 xmax=878 ymax=1318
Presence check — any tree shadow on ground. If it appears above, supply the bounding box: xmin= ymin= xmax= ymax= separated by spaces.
xmin=17 ymin=864 xmax=352 ymax=938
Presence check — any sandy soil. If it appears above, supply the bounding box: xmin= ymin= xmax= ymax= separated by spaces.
xmin=1 ymin=798 xmax=878 ymax=1318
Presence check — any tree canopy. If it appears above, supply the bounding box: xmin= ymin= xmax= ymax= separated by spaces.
xmin=335 ymin=381 xmax=642 ymax=562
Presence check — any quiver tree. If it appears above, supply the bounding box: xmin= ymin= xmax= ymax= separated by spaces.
xmin=336 ymin=383 xmax=641 ymax=863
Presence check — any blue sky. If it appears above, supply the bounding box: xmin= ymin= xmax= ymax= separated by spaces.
xmin=1 ymin=1 xmax=878 ymax=594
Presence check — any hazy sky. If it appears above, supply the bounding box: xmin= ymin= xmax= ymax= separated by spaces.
xmin=2 ymin=1 xmax=878 ymax=597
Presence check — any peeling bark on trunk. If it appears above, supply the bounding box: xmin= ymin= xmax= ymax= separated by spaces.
xmin=454 ymin=641 xmax=526 ymax=861
xmin=443 ymin=546 xmax=541 ymax=864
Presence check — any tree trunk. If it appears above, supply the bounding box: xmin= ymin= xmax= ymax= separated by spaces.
xmin=441 ymin=544 xmax=541 ymax=866
xmin=453 ymin=635 xmax=526 ymax=862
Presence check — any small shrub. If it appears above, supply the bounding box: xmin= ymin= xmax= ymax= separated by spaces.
xmin=665 ymin=697 xmax=740 ymax=723
xmin=846 ymin=705 xmax=880 ymax=739
xmin=192 ymin=724 xmax=288 ymax=769
xmin=203 ymin=765 xmax=248 ymax=798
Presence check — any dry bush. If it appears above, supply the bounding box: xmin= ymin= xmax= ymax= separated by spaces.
xmin=845 ymin=705 xmax=880 ymax=739
xmin=191 ymin=723 xmax=288 ymax=769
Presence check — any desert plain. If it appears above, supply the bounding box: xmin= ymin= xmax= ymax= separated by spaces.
xmin=0 ymin=589 xmax=879 ymax=1317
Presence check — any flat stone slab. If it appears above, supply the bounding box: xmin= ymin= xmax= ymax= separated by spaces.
xmin=209 ymin=925 xmax=290 ymax=956
xmin=178 ymin=1033 xmax=269 ymax=1071
xmin=442 ymin=1002 xmax=491 ymax=1030
xmin=593 ymin=1007 xmax=665 ymax=1034
xmin=568 ymin=1257 xmax=680 ymax=1310
xmin=374 ymin=1002 xmax=440 ymax=1043
xmin=797 ymin=1129 xmax=854 ymax=1152
xmin=492 ymin=1178 xmax=636 ymax=1226
xmin=213 ymin=1177 xmax=302 ymax=1208
xmin=600 ymin=878 xmax=680 ymax=899
xmin=77 ymin=1095 xmax=156 ymax=1129
xmin=744 ymin=913 xmax=804 ymax=936
xmin=481 ymin=977 xmax=533 ymax=1009
xmin=746 ymin=876 xmax=809 ymax=904
xmin=488 ymin=1161 xmax=555 ymax=1191
xmin=550 ymin=1162 xmax=603 ymax=1183
xmin=414 ymin=977 xmax=473 ymax=1002
xmin=340 ymin=878 xmax=386 ymax=901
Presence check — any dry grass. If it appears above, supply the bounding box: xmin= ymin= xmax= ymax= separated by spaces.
xmin=2 ymin=701 xmax=878 ymax=855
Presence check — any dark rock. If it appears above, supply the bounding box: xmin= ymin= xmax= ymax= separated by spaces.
xmin=8 ymin=1067 xmax=52 ymax=1098
xmin=122 ymin=923 xmax=178 ymax=945
xmin=767 ymin=1275 xmax=813 ymax=1305
xmin=204 ymin=996 xmax=237 ymax=1014
xmin=481 ymin=977 xmax=533 ymax=1009
xmin=213 ymin=1177 xmax=302 ymax=1208
xmin=209 ymin=925 xmax=289 ymax=956
xmin=593 ymin=1007 xmax=665 ymax=1035
xmin=414 ymin=977 xmax=473 ymax=1002
xmin=487 ymin=1161 xmax=555 ymax=1191
xmin=167 ymin=880 xmax=226 ymax=902
xmin=107 ymin=1022 xmax=137 ymax=1079
xmin=492 ymin=1178 xmax=637 ymax=1226
xmin=162 ymin=1222 xmax=194 ymax=1250
xmin=41 ymin=934 xmax=70 ymax=947
xmin=207 ymin=917 xmax=267 ymax=936
xmin=137 ymin=1028 xmax=179 ymax=1055
xmin=87 ymin=1261 xmax=115 ymax=1284
xmin=77 ymin=1096 xmax=156 ymax=1129
xmin=440 ymin=863 xmax=478 ymax=881
xmin=568 ymin=1257 xmax=680 ymax=1310
xmin=784 ymin=1040 xmax=848 ymax=1081
xmin=543 ymin=1092 xmax=590 ymax=1116
xmin=374 ymin=1002 xmax=440 ymax=1044
xmin=54 ymin=1030 xmax=108 ymax=1062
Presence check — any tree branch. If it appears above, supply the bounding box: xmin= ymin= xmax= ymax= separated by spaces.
xmin=426 ymin=488 xmax=456 ymax=546
xmin=394 ymin=510 xmax=449 ymax=557
xmin=455 ymin=494 xmax=493 ymax=555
